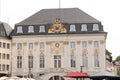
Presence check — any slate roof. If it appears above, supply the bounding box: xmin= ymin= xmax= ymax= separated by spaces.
xmin=16 ymin=8 xmax=100 ymax=25
xmin=0 ymin=21 xmax=12 ymax=38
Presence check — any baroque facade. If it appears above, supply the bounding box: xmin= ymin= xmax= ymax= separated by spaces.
xmin=10 ymin=8 xmax=107 ymax=80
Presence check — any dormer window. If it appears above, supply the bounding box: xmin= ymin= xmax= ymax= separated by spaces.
xmin=28 ymin=26 xmax=34 ymax=33
xmin=93 ymin=24 xmax=99 ymax=31
xmin=70 ymin=25 xmax=76 ymax=32
xmin=81 ymin=24 xmax=87 ymax=31
xmin=39 ymin=26 xmax=45 ymax=32
xmin=17 ymin=26 xmax=23 ymax=33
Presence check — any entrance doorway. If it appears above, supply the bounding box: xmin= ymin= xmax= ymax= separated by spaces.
xmin=49 ymin=75 xmax=64 ymax=80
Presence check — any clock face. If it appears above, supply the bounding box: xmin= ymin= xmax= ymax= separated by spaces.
xmin=55 ymin=43 xmax=59 ymax=47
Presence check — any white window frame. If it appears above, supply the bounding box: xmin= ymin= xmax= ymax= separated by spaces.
xmin=93 ymin=24 xmax=99 ymax=31
xmin=82 ymin=41 xmax=87 ymax=48
xmin=70 ymin=25 xmax=76 ymax=32
xmin=94 ymin=41 xmax=99 ymax=48
xmin=54 ymin=55 xmax=61 ymax=68
xmin=40 ymin=42 xmax=44 ymax=49
xmin=71 ymin=54 xmax=76 ymax=67
xmin=28 ymin=26 xmax=34 ymax=33
xmin=40 ymin=54 xmax=45 ymax=68
xmin=17 ymin=43 xmax=22 ymax=50
xmin=28 ymin=56 xmax=33 ymax=68
xmin=17 ymin=56 xmax=22 ymax=68
xmin=70 ymin=42 xmax=75 ymax=48
xmin=81 ymin=24 xmax=87 ymax=31
xmin=39 ymin=26 xmax=45 ymax=32
xmin=17 ymin=26 xmax=23 ymax=33
xmin=94 ymin=53 xmax=99 ymax=67
xmin=82 ymin=53 xmax=88 ymax=67
xmin=29 ymin=43 xmax=33 ymax=50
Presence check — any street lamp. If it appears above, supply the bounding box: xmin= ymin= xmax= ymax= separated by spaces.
xmin=80 ymin=66 xmax=84 ymax=73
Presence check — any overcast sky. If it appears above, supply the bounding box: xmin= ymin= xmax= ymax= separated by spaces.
xmin=0 ymin=0 xmax=120 ymax=59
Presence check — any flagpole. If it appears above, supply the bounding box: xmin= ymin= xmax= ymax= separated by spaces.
xmin=59 ymin=0 xmax=60 ymax=8
xmin=0 ymin=0 xmax=1 ymax=20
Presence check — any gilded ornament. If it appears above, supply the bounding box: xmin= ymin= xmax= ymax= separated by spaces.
xmin=63 ymin=41 xmax=69 ymax=45
xmin=46 ymin=41 xmax=51 ymax=45
xmin=100 ymin=40 xmax=104 ymax=44
xmin=34 ymin=42 xmax=38 ymax=45
xmin=88 ymin=40 xmax=92 ymax=44
xmin=77 ymin=41 xmax=81 ymax=44
xmin=12 ymin=42 xmax=16 ymax=46
xmin=23 ymin=42 xmax=27 ymax=46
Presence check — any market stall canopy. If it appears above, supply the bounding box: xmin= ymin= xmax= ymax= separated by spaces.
xmin=64 ymin=71 xmax=89 ymax=78
xmin=90 ymin=71 xmax=120 ymax=80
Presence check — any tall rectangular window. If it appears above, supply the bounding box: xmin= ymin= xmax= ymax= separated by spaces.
xmin=3 ymin=43 xmax=6 ymax=48
xmin=2 ymin=64 xmax=5 ymax=71
xmin=70 ymin=42 xmax=75 ymax=48
xmin=29 ymin=43 xmax=33 ymax=50
xmin=0 ymin=64 xmax=1 ymax=71
xmin=82 ymin=41 xmax=87 ymax=48
xmin=3 ymin=53 xmax=5 ymax=59
xmin=17 ymin=43 xmax=22 ymax=50
xmin=28 ymin=56 xmax=33 ymax=68
xmin=17 ymin=56 xmax=22 ymax=68
xmin=6 ymin=65 xmax=9 ymax=71
xmin=82 ymin=54 xmax=88 ymax=67
xmin=94 ymin=53 xmax=99 ymax=67
xmin=40 ymin=54 xmax=45 ymax=68
xmin=7 ymin=43 xmax=10 ymax=49
xmin=0 ymin=42 xmax=1 ymax=47
xmin=54 ymin=55 xmax=61 ymax=68
xmin=7 ymin=54 xmax=10 ymax=60
xmin=0 ymin=53 xmax=1 ymax=59
xmin=71 ymin=54 xmax=76 ymax=67
xmin=40 ymin=42 xmax=44 ymax=49
xmin=94 ymin=41 xmax=99 ymax=48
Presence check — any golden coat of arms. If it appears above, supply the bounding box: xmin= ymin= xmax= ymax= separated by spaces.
xmin=48 ymin=18 xmax=66 ymax=33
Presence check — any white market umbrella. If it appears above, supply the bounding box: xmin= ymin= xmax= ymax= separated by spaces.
xmin=0 ymin=76 xmax=8 ymax=80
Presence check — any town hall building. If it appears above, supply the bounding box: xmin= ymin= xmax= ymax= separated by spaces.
xmin=10 ymin=8 xmax=107 ymax=80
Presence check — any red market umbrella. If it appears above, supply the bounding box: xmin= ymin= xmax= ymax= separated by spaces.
xmin=64 ymin=71 xmax=89 ymax=80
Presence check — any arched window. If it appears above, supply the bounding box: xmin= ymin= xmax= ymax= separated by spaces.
xmin=81 ymin=24 xmax=87 ymax=31
xmin=94 ymin=53 xmax=99 ymax=67
xmin=71 ymin=53 xmax=76 ymax=67
xmin=70 ymin=25 xmax=76 ymax=32
xmin=28 ymin=26 xmax=34 ymax=33
xmin=93 ymin=24 xmax=99 ymax=31
xmin=17 ymin=26 xmax=23 ymax=33
xmin=82 ymin=53 xmax=88 ymax=67
xmin=40 ymin=54 xmax=45 ymax=68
